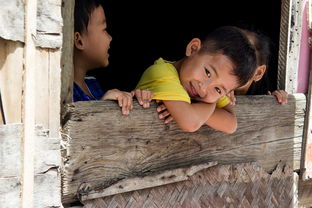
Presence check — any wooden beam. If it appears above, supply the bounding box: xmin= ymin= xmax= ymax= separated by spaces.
xmin=62 ymin=94 xmax=306 ymax=203
xmin=60 ymin=0 xmax=74 ymax=108
xmin=22 ymin=0 xmax=37 ymax=207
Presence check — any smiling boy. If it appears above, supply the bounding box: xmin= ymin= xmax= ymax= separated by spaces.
xmin=136 ymin=26 xmax=257 ymax=133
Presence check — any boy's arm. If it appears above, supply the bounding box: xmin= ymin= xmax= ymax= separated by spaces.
xmin=204 ymin=104 xmax=237 ymax=134
xmin=162 ymin=100 xmax=216 ymax=132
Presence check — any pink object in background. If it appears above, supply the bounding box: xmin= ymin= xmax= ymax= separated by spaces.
xmin=297 ymin=0 xmax=311 ymax=93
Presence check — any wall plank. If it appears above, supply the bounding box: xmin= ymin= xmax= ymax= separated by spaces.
xmin=0 ymin=124 xmax=23 ymax=207
xmin=0 ymin=38 xmax=23 ymax=124
xmin=62 ymin=94 xmax=306 ymax=203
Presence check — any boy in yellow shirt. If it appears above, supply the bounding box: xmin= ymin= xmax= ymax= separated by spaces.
xmin=136 ymin=26 xmax=257 ymax=133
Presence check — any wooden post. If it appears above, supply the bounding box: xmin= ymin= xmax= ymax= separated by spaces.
xmin=301 ymin=0 xmax=312 ymax=180
xmin=61 ymin=0 xmax=75 ymax=108
xmin=278 ymin=0 xmax=304 ymax=93
xmin=22 ymin=0 xmax=37 ymax=207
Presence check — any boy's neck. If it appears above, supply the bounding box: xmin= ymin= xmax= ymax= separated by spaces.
xmin=74 ymin=50 xmax=89 ymax=84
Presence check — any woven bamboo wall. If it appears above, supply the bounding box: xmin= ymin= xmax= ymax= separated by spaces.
xmin=82 ymin=162 xmax=298 ymax=208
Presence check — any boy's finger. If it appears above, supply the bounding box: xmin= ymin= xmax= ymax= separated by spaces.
xmin=122 ymin=98 xmax=130 ymax=115
xmin=117 ymin=97 xmax=123 ymax=107
xmin=157 ymin=104 xmax=166 ymax=112
xmin=158 ymin=110 xmax=170 ymax=119
xmin=164 ymin=116 xmax=173 ymax=124
xmin=135 ymin=90 xmax=143 ymax=105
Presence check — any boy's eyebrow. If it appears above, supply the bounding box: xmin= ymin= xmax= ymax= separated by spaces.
xmin=207 ymin=63 xmax=228 ymax=93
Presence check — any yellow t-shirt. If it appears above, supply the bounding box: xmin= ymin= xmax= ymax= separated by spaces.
xmin=136 ymin=58 xmax=230 ymax=108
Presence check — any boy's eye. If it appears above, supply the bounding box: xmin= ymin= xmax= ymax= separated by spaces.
xmin=215 ymin=87 xmax=222 ymax=94
xmin=205 ymin=69 xmax=211 ymax=78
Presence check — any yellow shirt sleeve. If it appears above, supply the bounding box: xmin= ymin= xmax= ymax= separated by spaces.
xmin=216 ymin=95 xmax=230 ymax=108
xmin=136 ymin=58 xmax=191 ymax=103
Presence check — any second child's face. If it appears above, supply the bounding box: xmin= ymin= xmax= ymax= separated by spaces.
xmin=82 ymin=6 xmax=112 ymax=68
xmin=178 ymin=53 xmax=239 ymax=104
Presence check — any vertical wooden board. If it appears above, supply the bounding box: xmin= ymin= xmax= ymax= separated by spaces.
xmin=278 ymin=0 xmax=304 ymax=93
xmin=0 ymin=124 xmax=22 ymax=177
xmin=300 ymin=0 xmax=312 ymax=181
xmin=49 ymin=50 xmax=61 ymax=138
xmin=0 ymin=38 xmax=23 ymax=124
xmin=278 ymin=0 xmax=291 ymax=91
xmin=35 ymin=48 xmax=49 ymax=129
xmin=61 ymin=0 xmax=74 ymax=107
xmin=0 ymin=177 xmax=21 ymax=208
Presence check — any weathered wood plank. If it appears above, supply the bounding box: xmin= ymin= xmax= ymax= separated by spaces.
xmin=79 ymin=162 xmax=217 ymax=201
xmin=36 ymin=0 xmax=62 ymax=48
xmin=0 ymin=0 xmax=62 ymax=48
xmin=48 ymin=50 xmax=61 ymax=138
xmin=0 ymin=124 xmax=22 ymax=207
xmin=0 ymin=38 xmax=24 ymax=125
xmin=0 ymin=0 xmax=24 ymax=42
xmin=278 ymin=0 xmax=303 ymax=93
xmin=60 ymin=0 xmax=74 ymax=107
xmin=0 ymin=177 xmax=21 ymax=208
xmin=62 ymin=94 xmax=306 ymax=203
xmin=34 ymin=170 xmax=62 ymax=208
xmin=301 ymin=0 xmax=312 ymax=180
xmin=22 ymin=0 xmax=38 ymax=206
xmin=299 ymin=179 xmax=312 ymax=207
xmin=0 ymin=124 xmax=22 ymax=177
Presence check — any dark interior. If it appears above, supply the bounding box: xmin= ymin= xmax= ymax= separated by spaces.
xmin=89 ymin=0 xmax=282 ymax=92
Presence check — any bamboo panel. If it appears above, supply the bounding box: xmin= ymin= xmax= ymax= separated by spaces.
xmin=83 ymin=162 xmax=298 ymax=208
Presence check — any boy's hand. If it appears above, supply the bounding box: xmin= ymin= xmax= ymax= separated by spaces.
xmin=132 ymin=89 xmax=153 ymax=108
xmin=226 ymin=91 xmax=236 ymax=105
xmin=156 ymin=100 xmax=174 ymax=124
xmin=101 ymin=89 xmax=133 ymax=115
xmin=268 ymin=90 xmax=288 ymax=104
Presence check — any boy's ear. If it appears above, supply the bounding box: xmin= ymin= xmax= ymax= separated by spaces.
xmin=186 ymin=38 xmax=201 ymax=56
xmin=74 ymin=32 xmax=84 ymax=50
xmin=253 ymin=65 xmax=267 ymax=82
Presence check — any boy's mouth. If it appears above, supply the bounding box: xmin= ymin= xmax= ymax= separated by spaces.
xmin=189 ymin=82 xmax=199 ymax=98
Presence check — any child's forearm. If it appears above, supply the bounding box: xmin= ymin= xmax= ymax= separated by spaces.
xmin=163 ymin=100 xmax=216 ymax=132
xmin=205 ymin=106 xmax=237 ymax=134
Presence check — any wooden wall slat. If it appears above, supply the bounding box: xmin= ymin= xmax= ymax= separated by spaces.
xmin=62 ymin=94 xmax=306 ymax=203
xmin=0 ymin=38 xmax=23 ymax=124
xmin=0 ymin=124 xmax=23 ymax=207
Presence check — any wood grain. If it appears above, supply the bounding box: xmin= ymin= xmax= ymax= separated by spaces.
xmin=62 ymin=94 xmax=306 ymax=203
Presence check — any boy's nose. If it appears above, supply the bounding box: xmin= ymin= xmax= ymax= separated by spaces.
xmin=198 ymin=82 xmax=208 ymax=98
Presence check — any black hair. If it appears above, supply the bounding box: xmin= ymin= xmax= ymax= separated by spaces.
xmin=74 ymin=0 xmax=104 ymax=34
xmin=199 ymin=26 xmax=257 ymax=87
xmin=239 ymin=26 xmax=273 ymax=95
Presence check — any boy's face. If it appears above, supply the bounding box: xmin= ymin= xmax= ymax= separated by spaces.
xmin=178 ymin=52 xmax=239 ymax=104
xmin=80 ymin=6 xmax=112 ymax=68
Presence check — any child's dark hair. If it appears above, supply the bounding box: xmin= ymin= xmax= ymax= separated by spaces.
xmin=239 ymin=27 xmax=273 ymax=95
xmin=74 ymin=0 xmax=103 ymax=34
xmin=199 ymin=26 xmax=257 ymax=87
